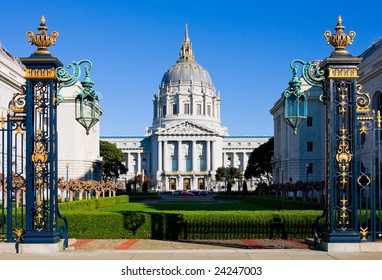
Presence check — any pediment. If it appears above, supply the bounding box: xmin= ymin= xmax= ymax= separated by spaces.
xmin=156 ymin=121 xmax=217 ymax=136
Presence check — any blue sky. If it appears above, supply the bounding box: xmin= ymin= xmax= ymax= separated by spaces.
xmin=1 ymin=0 xmax=381 ymax=137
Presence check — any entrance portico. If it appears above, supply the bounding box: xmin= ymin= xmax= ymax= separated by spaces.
xmin=154 ymin=121 xmax=223 ymax=191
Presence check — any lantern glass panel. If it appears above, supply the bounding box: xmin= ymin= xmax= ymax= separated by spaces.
xmin=283 ymin=92 xmax=308 ymax=134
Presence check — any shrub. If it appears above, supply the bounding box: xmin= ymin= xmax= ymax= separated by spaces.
xmin=60 ymin=209 xmax=320 ymax=240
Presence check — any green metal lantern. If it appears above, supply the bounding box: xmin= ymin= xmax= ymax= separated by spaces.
xmin=56 ymin=59 xmax=102 ymax=135
xmin=283 ymin=66 xmax=309 ymax=135
xmin=75 ymin=66 xmax=100 ymax=135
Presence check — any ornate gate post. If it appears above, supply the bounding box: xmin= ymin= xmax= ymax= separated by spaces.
xmin=20 ymin=17 xmax=63 ymax=244
xmin=283 ymin=17 xmax=367 ymax=246
xmin=320 ymin=17 xmax=362 ymax=243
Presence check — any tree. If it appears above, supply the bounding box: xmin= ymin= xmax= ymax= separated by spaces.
xmin=242 ymin=180 xmax=248 ymax=192
xmin=215 ymin=166 xmax=242 ymax=191
xmin=100 ymin=140 xmax=128 ymax=181
xmin=244 ymin=137 xmax=274 ymax=184
xmin=58 ymin=177 xmax=69 ymax=202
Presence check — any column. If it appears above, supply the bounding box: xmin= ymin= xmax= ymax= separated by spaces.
xmin=158 ymin=140 xmax=162 ymax=172
xmin=211 ymin=141 xmax=215 ymax=171
xmin=178 ymin=175 xmax=183 ymax=190
xmin=163 ymin=140 xmax=168 ymax=171
xmin=125 ymin=153 xmax=131 ymax=173
xmin=226 ymin=153 xmax=232 ymax=167
xmin=137 ymin=152 xmax=142 ymax=173
xmin=243 ymin=153 xmax=249 ymax=172
xmin=192 ymin=140 xmax=197 ymax=171
xmin=177 ymin=140 xmax=183 ymax=171
xmin=206 ymin=141 xmax=211 ymax=171
xmin=147 ymin=152 xmax=151 ymax=172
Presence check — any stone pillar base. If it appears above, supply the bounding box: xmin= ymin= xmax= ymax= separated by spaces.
xmin=19 ymin=239 xmax=65 ymax=254
xmin=0 ymin=243 xmax=17 ymax=253
xmin=321 ymin=241 xmax=382 ymax=252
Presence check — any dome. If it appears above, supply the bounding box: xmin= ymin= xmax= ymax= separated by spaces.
xmin=160 ymin=24 xmax=213 ymax=87
xmin=161 ymin=61 xmax=212 ymax=86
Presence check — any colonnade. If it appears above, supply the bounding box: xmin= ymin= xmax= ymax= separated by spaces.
xmin=222 ymin=151 xmax=250 ymax=172
xmin=157 ymin=139 xmax=215 ymax=172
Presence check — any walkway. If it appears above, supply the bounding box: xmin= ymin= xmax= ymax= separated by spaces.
xmin=1 ymin=239 xmax=382 ymax=260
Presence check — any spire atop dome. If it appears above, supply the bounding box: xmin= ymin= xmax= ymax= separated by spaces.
xmin=178 ymin=23 xmax=194 ymax=62
xmin=185 ymin=23 xmax=190 ymax=43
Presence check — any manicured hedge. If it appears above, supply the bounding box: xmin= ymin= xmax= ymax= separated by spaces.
xmin=58 ymin=195 xmax=129 ymax=211
xmin=60 ymin=209 xmax=320 ymax=240
xmin=215 ymin=194 xmax=323 ymax=210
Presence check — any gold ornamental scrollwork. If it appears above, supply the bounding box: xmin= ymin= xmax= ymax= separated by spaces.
xmin=32 ymin=139 xmax=48 ymax=189
xmin=328 ymin=67 xmax=358 ymax=78
xmin=13 ymin=228 xmax=24 ymax=242
xmin=25 ymin=68 xmax=56 ymax=79
xmin=336 ymin=127 xmax=352 ymax=172
xmin=360 ymin=227 xmax=368 ymax=241
xmin=34 ymin=200 xmax=45 ymax=232
xmin=356 ymin=84 xmax=371 ymax=113
xmin=339 ymin=197 xmax=349 ymax=231
xmin=336 ymin=126 xmax=352 ymax=191
xmin=31 ymin=142 xmax=48 ymax=164
xmin=357 ymin=174 xmax=371 ymax=187
xmin=377 ymin=110 xmax=382 ymax=129
xmin=337 ymin=82 xmax=348 ymax=116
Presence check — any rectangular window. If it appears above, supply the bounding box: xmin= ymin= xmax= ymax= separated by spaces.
xmin=307 ymin=117 xmax=313 ymax=127
xmin=162 ymin=105 xmax=166 ymax=116
xmin=307 ymin=163 xmax=313 ymax=174
xmin=200 ymin=158 xmax=206 ymax=171
xmin=184 ymin=103 xmax=190 ymax=114
xmin=307 ymin=141 xmax=313 ymax=152
xmin=197 ymin=104 xmax=202 ymax=115
xmin=171 ymin=156 xmax=177 ymax=171
xmin=185 ymin=157 xmax=192 ymax=171
xmin=172 ymin=104 xmax=177 ymax=115
xmin=207 ymin=105 xmax=211 ymax=116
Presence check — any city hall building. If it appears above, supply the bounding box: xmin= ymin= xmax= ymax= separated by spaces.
xmin=102 ymin=27 xmax=270 ymax=191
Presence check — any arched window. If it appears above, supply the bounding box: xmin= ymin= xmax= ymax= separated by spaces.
xmin=373 ymin=90 xmax=382 ymax=112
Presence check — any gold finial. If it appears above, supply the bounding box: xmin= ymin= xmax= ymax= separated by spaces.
xmin=337 ymin=15 xmax=342 ymax=25
xmin=324 ymin=16 xmax=356 ymax=55
xmin=26 ymin=16 xmax=59 ymax=55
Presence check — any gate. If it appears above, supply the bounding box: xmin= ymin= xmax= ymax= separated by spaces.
xmin=1 ymin=88 xmax=27 ymax=243
xmin=0 ymin=84 xmax=68 ymax=247
xmin=355 ymin=86 xmax=382 ymax=241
